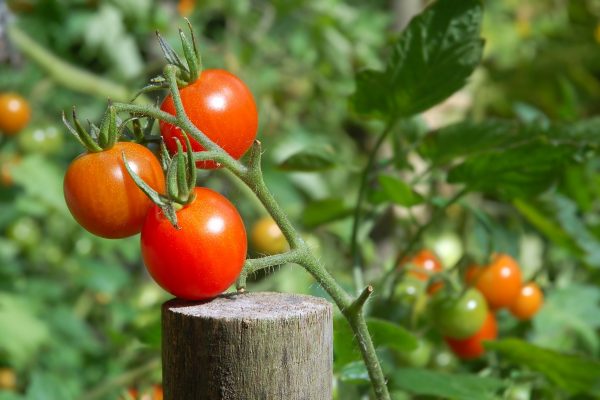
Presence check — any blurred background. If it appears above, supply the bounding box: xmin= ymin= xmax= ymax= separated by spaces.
xmin=1 ymin=0 xmax=600 ymax=399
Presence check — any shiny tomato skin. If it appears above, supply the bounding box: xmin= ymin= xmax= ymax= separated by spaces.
xmin=64 ymin=142 xmax=165 ymax=239
xmin=404 ymin=249 xmax=443 ymax=280
xmin=445 ymin=311 xmax=497 ymax=359
xmin=509 ymin=283 xmax=544 ymax=320
xmin=141 ymin=187 xmax=247 ymax=300
xmin=474 ymin=253 xmax=522 ymax=309
xmin=0 ymin=93 xmax=31 ymax=135
xmin=160 ymin=69 xmax=258 ymax=169
xmin=431 ymin=288 xmax=488 ymax=340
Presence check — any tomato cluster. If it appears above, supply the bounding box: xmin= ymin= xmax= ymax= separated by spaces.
xmin=397 ymin=250 xmax=544 ymax=361
xmin=63 ymin=69 xmax=259 ymax=301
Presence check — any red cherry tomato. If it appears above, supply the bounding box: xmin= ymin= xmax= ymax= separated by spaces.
xmin=509 ymin=282 xmax=544 ymax=320
xmin=64 ymin=142 xmax=165 ymax=239
xmin=445 ymin=311 xmax=497 ymax=359
xmin=473 ymin=253 xmax=522 ymax=309
xmin=0 ymin=93 xmax=31 ymax=135
xmin=141 ymin=187 xmax=247 ymax=300
xmin=160 ymin=69 xmax=258 ymax=169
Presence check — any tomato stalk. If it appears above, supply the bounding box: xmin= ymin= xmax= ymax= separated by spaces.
xmin=112 ymin=67 xmax=393 ymax=400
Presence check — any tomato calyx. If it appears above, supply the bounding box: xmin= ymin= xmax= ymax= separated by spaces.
xmin=124 ymin=134 xmax=196 ymax=229
xmin=135 ymin=21 xmax=202 ymax=99
xmin=62 ymin=105 xmax=118 ymax=152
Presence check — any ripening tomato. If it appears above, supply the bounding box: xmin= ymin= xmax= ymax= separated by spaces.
xmin=141 ymin=187 xmax=247 ymax=300
xmin=251 ymin=216 xmax=288 ymax=255
xmin=400 ymin=250 xmax=443 ymax=294
xmin=0 ymin=154 xmax=20 ymax=186
xmin=473 ymin=253 xmax=522 ymax=309
xmin=0 ymin=93 xmax=31 ymax=135
xmin=431 ymin=288 xmax=488 ymax=340
xmin=445 ymin=311 xmax=497 ymax=359
xmin=509 ymin=282 xmax=544 ymax=320
xmin=64 ymin=142 xmax=165 ymax=239
xmin=0 ymin=367 xmax=16 ymax=390
xmin=160 ymin=69 xmax=258 ymax=169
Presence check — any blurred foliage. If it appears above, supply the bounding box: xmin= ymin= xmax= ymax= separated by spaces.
xmin=0 ymin=0 xmax=600 ymax=399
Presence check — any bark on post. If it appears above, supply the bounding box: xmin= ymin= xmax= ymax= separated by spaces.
xmin=162 ymin=291 xmax=333 ymax=400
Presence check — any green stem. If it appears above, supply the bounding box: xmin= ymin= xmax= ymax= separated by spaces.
xmin=349 ymin=121 xmax=396 ymax=294
xmin=7 ymin=24 xmax=151 ymax=105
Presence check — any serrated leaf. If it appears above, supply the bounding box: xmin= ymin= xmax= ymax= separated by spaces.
xmin=350 ymin=0 xmax=484 ymax=119
xmin=448 ymin=141 xmax=573 ymax=198
xmin=278 ymin=148 xmax=337 ymax=172
xmin=301 ymin=198 xmax=353 ymax=228
xmin=485 ymin=339 xmax=600 ymax=395
xmin=371 ymin=175 xmax=424 ymax=207
xmin=390 ymin=368 xmax=506 ymax=400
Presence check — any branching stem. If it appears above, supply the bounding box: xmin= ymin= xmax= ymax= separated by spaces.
xmin=112 ymin=70 xmax=392 ymax=400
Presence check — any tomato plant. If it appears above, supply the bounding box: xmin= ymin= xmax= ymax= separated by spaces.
xmin=141 ymin=187 xmax=247 ymax=300
xmin=160 ymin=69 xmax=258 ymax=169
xmin=250 ymin=216 xmax=288 ymax=255
xmin=509 ymin=282 xmax=544 ymax=320
xmin=469 ymin=254 xmax=523 ymax=309
xmin=64 ymin=142 xmax=165 ymax=239
xmin=431 ymin=288 xmax=488 ymax=339
xmin=445 ymin=312 xmax=497 ymax=360
xmin=0 ymin=93 xmax=30 ymax=135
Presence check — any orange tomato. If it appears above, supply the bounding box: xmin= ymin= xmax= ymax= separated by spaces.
xmin=509 ymin=282 xmax=544 ymax=320
xmin=0 ymin=93 xmax=31 ymax=135
xmin=472 ymin=253 xmax=522 ymax=309
xmin=445 ymin=312 xmax=497 ymax=359
xmin=250 ymin=216 xmax=288 ymax=255
xmin=401 ymin=250 xmax=443 ymax=294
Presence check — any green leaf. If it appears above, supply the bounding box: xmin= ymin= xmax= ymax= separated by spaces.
xmin=301 ymin=198 xmax=353 ymax=227
xmin=278 ymin=147 xmax=337 ymax=172
xmin=334 ymin=317 xmax=417 ymax=369
xmin=0 ymin=294 xmax=50 ymax=368
xmin=371 ymin=175 xmax=424 ymax=207
xmin=448 ymin=141 xmax=573 ymax=198
xmin=367 ymin=318 xmax=418 ymax=354
xmin=485 ymin=339 xmax=600 ymax=395
xmin=531 ymin=284 xmax=600 ymax=354
xmin=390 ymin=368 xmax=506 ymax=400
xmin=350 ymin=0 xmax=484 ymax=119
xmin=338 ymin=361 xmax=369 ymax=384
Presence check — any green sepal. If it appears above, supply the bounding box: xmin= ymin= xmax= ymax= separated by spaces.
xmin=160 ymin=139 xmax=171 ymax=171
xmin=97 ymin=105 xmax=118 ymax=149
xmin=179 ymin=28 xmax=199 ymax=82
xmin=122 ymin=151 xmax=180 ymax=228
xmin=156 ymin=31 xmax=188 ymax=75
xmin=62 ymin=109 xmax=102 ymax=152
xmin=183 ymin=133 xmax=196 ymax=191
xmin=166 ymin=154 xmax=181 ymax=202
xmin=174 ymin=139 xmax=190 ymax=200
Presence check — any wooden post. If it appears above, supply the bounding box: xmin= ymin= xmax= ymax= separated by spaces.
xmin=162 ymin=292 xmax=333 ymax=400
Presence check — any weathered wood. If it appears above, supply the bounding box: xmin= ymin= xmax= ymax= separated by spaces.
xmin=162 ymin=292 xmax=333 ymax=400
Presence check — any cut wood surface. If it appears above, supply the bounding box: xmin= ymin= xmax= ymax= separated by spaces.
xmin=162 ymin=291 xmax=333 ymax=400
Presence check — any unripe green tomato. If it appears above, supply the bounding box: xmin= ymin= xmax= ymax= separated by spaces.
xmin=431 ymin=288 xmax=488 ymax=339
xmin=397 ymin=339 xmax=432 ymax=367
xmin=431 ymin=348 xmax=458 ymax=371
xmin=6 ymin=217 xmax=41 ymax=248
xmin=394 ymin=276 xmax=425 ymax=302
xmin=424 ymin=231 xmax=463 ymax=268
xmin=18 ymin=125 xmax=63 ymax=154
